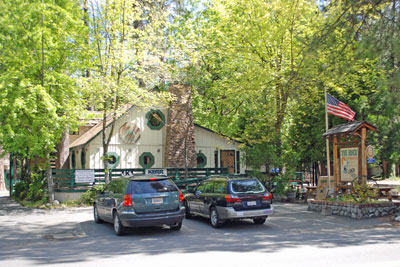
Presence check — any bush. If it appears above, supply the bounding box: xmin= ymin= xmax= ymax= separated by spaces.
xmin=80 ymin=184 xmax=105 ymax=205
xmin=13 ymin=180 xmax=29 ymax=200
xmin=26 ymin=173 xmax=48 ymax=201
xmin=12 ymin=173 xmax=47 ymax=202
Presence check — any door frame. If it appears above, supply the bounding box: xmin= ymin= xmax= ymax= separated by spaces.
xmin=220 ymin=150 xmax=236 ymax=174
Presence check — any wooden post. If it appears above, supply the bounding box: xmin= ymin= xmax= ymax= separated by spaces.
xmin=361 ymin=127 xmax=367 ymax=183
xmin=333 ymin=136 xmax=339 ymax=189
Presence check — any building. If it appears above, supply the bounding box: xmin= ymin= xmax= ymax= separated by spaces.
xmin=68 ymin=85 xmax=244 ymax=174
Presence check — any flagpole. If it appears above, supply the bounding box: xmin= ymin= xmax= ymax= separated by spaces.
xmin=325 ymin=88 xmax=331 ymax=189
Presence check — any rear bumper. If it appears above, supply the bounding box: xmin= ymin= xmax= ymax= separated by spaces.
xmin=119 ymin=206 xmax=185 ymax=227
xmin=216 ymin=205 xmax=273 ymax=220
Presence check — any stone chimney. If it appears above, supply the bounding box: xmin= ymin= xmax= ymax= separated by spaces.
xmin=164 ymin=84 xmax=197 ymax=168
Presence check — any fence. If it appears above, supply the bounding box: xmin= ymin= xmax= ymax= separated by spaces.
xmin=52 ymin=167 xmax=228 ymax=192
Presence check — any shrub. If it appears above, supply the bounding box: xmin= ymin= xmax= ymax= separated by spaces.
xmin=80 ymin=184 xmax=105 ymax=205
xmin=26 ymin=173 xmax=47 ymax=202
xmin=13 ymin=180 xmax=29 ymax=200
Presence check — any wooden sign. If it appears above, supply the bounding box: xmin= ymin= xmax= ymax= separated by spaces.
xmin=316 ymin=176 xmax=336 ymax=200
xmin=340 ymin=147 xmax=359 ymax=182
xmin=119 ymin=122 xmax=141 ymax=144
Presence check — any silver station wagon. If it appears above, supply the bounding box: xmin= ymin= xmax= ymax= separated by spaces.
xmin=93 ymin=175 xmax=185 ymax=235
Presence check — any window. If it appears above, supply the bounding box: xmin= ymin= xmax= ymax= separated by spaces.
xmin=204 ymin=182 xmax=215 ymax=193
xmin=196 ymin=152 xmax=207 ymax=168
xmin=127 ymin=179 xmax=178 ymax=194
xmin=71 ymin=151 xmax=76 ymax=169
xmin=81 ymin=150 xmax=86 ymax=169
xmin=196 ymin=183 xmax=206 ymax=194
xmin=106 ymin=152 xmax=120 ymax=169
xmin=213 ymin=182 xmax=226 ymax=193
xmin=214 ymin=150 xmax=218 ymax=168
xmin=139 ymin=152 xmax=155 ymax=168
xmin=230 ymin=180 xmax=265 ymax=194
xmin=104 ymin=179 xmax=127 ymax=194
xmin=146 ymin=110 xmax=165 ymax=130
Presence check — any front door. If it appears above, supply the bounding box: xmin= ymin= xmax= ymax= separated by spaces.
xmin=221 ymin=150 xmax=235 ymax=174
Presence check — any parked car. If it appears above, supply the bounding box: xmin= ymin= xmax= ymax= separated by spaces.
xmin=93 ymin=175 xmax=185 ymax=235
xmin=184 ymin=176 xmax=273 ymax=228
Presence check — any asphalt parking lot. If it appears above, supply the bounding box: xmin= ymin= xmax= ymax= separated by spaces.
xmin=1 ymin=193 xmax=400 ymax=267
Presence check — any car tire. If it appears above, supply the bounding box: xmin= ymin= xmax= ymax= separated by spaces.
xmin=184 ymin=201 xmax=192 ymax=219
xmin=170 ymin=222 xmax=182 ymax=230
xmin=93 ymin=205 xmax=103 ymax=224
xmin=253 ymin=217 xmax=266 ymax=224
xmin=210 ymin=207 xmax=223 ymax=228
xmin=113 ymin=212 xmax=125 ymax=236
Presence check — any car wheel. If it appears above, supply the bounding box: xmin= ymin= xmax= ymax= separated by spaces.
xmin=210 ymin=207 xmax=223 ymax=228
xmin=184 ymin=201 xmax=192 ymax=219
xmin=170 ymin=222 xmax=182 ymax=230
xmin=253 ymin=217 xmax=266 ymax=224
xmin=113 ymin=212 xmax=125 ymax=236
xmin=93 ymin=205 xmax=103 ymax=224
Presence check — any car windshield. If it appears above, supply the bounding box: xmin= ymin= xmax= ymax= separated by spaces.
xmin=230 ymin=179 xmax=265 ymax=194
xmin=128 ymin=179 xmax=178 ymax=194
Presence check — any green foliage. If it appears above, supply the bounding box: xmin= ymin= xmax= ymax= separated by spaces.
xmin=80 ymin=184 xmax=105 ymax=205
xmin=0 ymin=0 xmax=88 ymax=159
xmin=13 ymin=181 xmax=29 ymax=201
xmin=13 ymin=173 xmax=47 ymax=202
xmin=352 ymin=182 xmax=379 ymax=203
xmin=26 ymin=173 xmax=48 ymax=202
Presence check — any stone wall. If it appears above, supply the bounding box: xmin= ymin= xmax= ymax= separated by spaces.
xmin=308 ymin=200 xmax=400 ymax=219
xmin=164 ymin=84 xmax=197 ymax=168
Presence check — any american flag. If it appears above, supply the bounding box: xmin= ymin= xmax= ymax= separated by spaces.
xmin=326 ymin=93 xmax=355 ymax=121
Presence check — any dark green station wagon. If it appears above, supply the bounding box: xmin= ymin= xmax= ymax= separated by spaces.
xmin=93 ymin=175 xmax=185 ymax=235
xmin=184 ymin=176 xmax=273 ymax=228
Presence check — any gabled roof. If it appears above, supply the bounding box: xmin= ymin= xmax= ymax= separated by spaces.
xmin=322 ymin=121 xmax=377 ymax=138
xmin=70 ymin=104 xmax=134 ymax=149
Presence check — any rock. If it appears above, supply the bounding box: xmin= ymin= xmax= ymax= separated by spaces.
xmin=395 ymin=216 xmax=400 ymax=222
xmin=45 ymin=203 xmax=51 ymax=208
xmin=53 ymin=200 xmax=60 ymax=206
xmin=321 ymin=207 xmax=332 ymax=216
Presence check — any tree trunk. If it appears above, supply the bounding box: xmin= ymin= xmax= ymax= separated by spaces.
xmin=56 ymin=128 xmax=70 ymax=169
xmin=47 ymin=161 xmax=54 ymax=204
xmin=0 ymin=147 xmax=5 ymax=191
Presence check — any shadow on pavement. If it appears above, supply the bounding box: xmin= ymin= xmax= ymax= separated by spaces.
xmin=0 ymin=198 xmax=399 ymax=265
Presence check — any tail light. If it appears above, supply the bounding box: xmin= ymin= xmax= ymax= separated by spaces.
xmin=263 ymin=192 xmax=272 ymax=200
xmin=123 ymin=194 xmax=133 ymax=206
xmin=178 ymin=191 xmax=184 ymax=203
xmin=225 ymin=194 xmax=241 ymax=202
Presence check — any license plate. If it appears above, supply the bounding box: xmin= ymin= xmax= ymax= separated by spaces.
xmin=247 ymin=201 xmax=257 ymax=206
xmin=152 ymin=197 xmax=163 ymax=204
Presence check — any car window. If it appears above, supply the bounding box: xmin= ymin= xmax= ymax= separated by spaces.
xmin=214 ymin=182 xmax=226 ymax=193
xmin=104 ymin=179 xmax=127 ymax=194
xmin=230 ymin=179 xmax=265 ymax=194
xmin=127 ymin=179 xmax=178 ymax=194
xmin=196 ymin=183 xmax=206 ymax=194
xmin=204 ymin=182 xmax=215 ymax=193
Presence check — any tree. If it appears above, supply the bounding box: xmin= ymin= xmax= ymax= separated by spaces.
xmin=177 ymin=0 xmax=324 ymax=170
xmin=0 ymin=0 xmax=90 ymax=201
xmin=83 ymin=0 xmax=172 ymax=184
